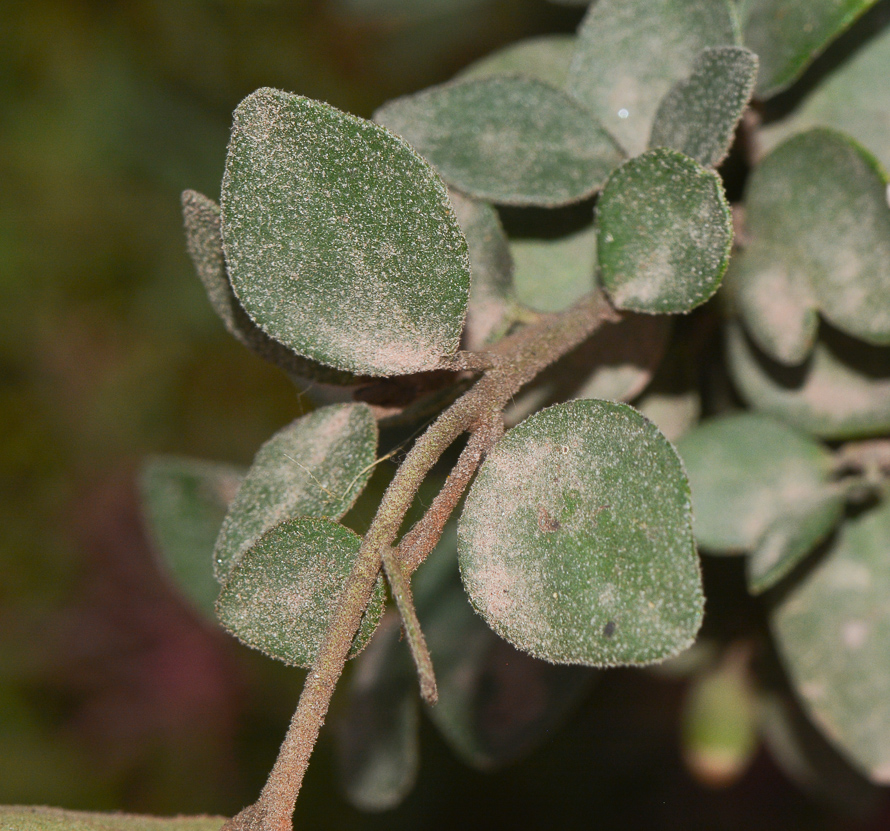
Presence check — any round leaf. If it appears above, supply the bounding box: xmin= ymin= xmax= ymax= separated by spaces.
xmin=772 ymin=501 xmax=890 ymax=782
xmin=214 ymin=403 xmax=377 ymax=582
xmin=221 ymin=88 xmax=470 ymax=376
xmin=676 ymin=413 xmax=834 ymax=553
xmin=458 ymin=399 xmax=703 ymax=667
xmin=726 ymin=319 xmax=890 ymax=439
xmin=216 ymin=517 xmax=385 ymax=667
xmin=457 ymin=34 xmax=576 ymax=88
xmin=649 ymin=46 xmax=758 ymax=169
xmin=375 ymin=76 xmax=624 ymax=207
xmin=568 ymin=0 xmax=740 ymax=156
xmin=0 ymin=807 xmax=224 ymax=831
xmin=597 ymin=149 xmax=732 ymax=313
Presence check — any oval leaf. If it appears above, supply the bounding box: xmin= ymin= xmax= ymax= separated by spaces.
xmin=457 ymin=34 xmax=576 ymax=88
xmin=772 ymin=501 xmax=890 ymax=782
xmin=568 ymin=0 xmax=740 ymax=156
xmin=216 ymin=517 xmax=385 ymax=667
xmin=375 ymin=77 xmax=623 ymax=207
xmin=597 ymin=149 xmax=732 ymax=313
xmin=140 ymin=455 xmax=244 ymax=617
xmin=649 ymin=46 xmax=758 ymax=168
xmin=742 ymin=0 xmax=879 ymax=97
xmin=676 ymin=413 xmax=834 ymax=554
xmin=0 ymin=807 xmax=224 ymax=831
xmin=458 ymin=399 xmax=703 ymax=667
xmin=214 ymin=403 xmax=377 ymax=582
xmin=726 ymin=319 xmax=890 ymax=439
xmin=743 ymin=130 xmax=890 ymax=347
xmin=221 ymin=88 xmax=470 ymax=376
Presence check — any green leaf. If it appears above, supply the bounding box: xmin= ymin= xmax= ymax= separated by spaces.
xmin=741 ymin=130 xmax=890 ymax=348
xmin=221 ymin=88 xmax=470 ymax=376
xmin=215 ymin=517 xmax=385 ymax=667
xmin=457 ymin=34 xmax=576 ymax=88
xmin=511 ymin=218 xmax=597 ymax=314
xmin=0 ymin=807 xmax=224 ymax=831
xmin=140 ymin=456 xmax=244 ymax=617
xmin=747 ymin=487 xmax=846 ymax=595
xmin=742 ymin=0 xmax=879 ymax=98
xmin=181 ymin=190 xmax=359 ymax=385
xmin=759 ymin=9 xmax=890 ymax=172
xmin=649 ymin=46 xmax=758 ymax=168
xmin=729 ymin=241 xmax=819 ymax=365
xmin=448 ymin=191 xmax=514 ymax=350
xmin=335 ymin=613 xmax=419 ymax=812
xmin=458 ymin=399 xmax=703 ymax=667
xmin=681 ymin=651 xmax=757 ymax=787
xmin=597 ymin=149 xmax=732 ymax=313
xmin=375 ymin=77 xmax=623 ymax=207
xmin=772 ymin=500 xmax=890 ymax=783
xmin=214 ymin=404 xmax=377 ymax=582
xmin=568 ymin=0 xmax=740 ymax=156
xmin=726 ymin=319 xmax=890 ymax=439
xmin=676 ymin=413 xmax=834 ymax=554
xmin=418 ymin=524 xmax=593 ymax=769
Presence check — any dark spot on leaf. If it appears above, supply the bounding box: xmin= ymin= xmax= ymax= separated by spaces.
xmin=537 ymin=506 xmax=561 ymax=533
xmin=603 ymin=621 xmax=616 ymax=638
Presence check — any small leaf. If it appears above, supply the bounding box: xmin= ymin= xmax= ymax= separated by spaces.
xmin=335 ymin=613 xmax=419 ymax=812
xmin=772 ymin=500 xmax=890 ymax=783
xmin=458 ymin=399 xmax=703 ymax=667
xmin=597 ymin=149 xmax=732 ymax=313
xmin=457 ymin=34 xmax=576 ymax=88
xmin=747 ymin=487 xmax=845 ymax=595
xmin=511 ymin=217 xmax=597 ymax=313
xmin=419 ymin=524 xmax=593 ymax=769
xmin=375 ymin=76 xmax=623 ymax=207
xmin=726 ymin=319 xmax=890 ymax=439
xmin=742 ymin=0 xmax=879 ymax=98
xmin=216 ymin=517 xmax=385 ymax=667
xmin=181 ymin=190 xmax=359 ymax=385
xmin=649 ymin=46 xmax=758 ymax=168
xmin=0 ymin=806 xmax=225 ymax=831
xmin=742 ymin=130 xmax=890 ymax=347
xmin=221 ymin=88 xmax=470 ymax=376
xmin=681 ymin=650 xmax=757 ymax=787
xmin=448 ymin=191 xmax=514 ymax=350
xmin=140 ymin=456 xmax=244 ymax=617
xmin=676 ymin=413 xmax=834 ymax=554
xmin=729 ymin=242 xmax=818 ymax=365
xmin=568 ymin=0 xmax=740 ymax=156
xmin=759 ymin=9 xmax=890 ymax=172
xmin=214 ymin=404 xmax=377 ymax=582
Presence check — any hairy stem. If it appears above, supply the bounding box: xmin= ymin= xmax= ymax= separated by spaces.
xmin=222 ymin=292 xmax=618 ymax=831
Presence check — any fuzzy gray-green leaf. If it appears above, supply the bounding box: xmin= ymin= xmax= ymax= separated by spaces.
xmin=726 ymin=319 xmax=890 ymax=439
xmin=375 ymin=76 xmax=623 ymax=207
xmin=448 ymin=191 xmax=514 ymax=350
xmin=568 ymin=0 xmax=740 ymax=156
xmin=221 ymin=88 xmax=470 ymax=376
xmin=214 ymin=403 xmax=377 ymax=582
xmin=458 ymin=399 xmax=703 ymax=667
xmin=140 ymin=456 xmax=244 ymax=617
xmin=457 ymin=34 xmax=576 ymax=88
xmin=216 ymin=517 xmax=385 ymax=667
xmin=743 ymin=130 xmax=890 ymax=347
xmin=772 ymin=501 xmax=890 ymax=783
xmin=0 ymin=806 xmax=225 ymax=831
xmin=649 ymin=46 xmax=758 ymax=168
xmin=597 ymin=149 xmax=732 ymax=313
xmin=747 ymin=487 xmax=846 ymax=595
xmin=676 ymin=413 xmax=834 ymax=554
xmin=742 ymin=0 xmax=879 ymax=98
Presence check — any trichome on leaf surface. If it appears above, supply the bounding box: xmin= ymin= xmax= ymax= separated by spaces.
xmin=124 ymin=1 xmax=890 ymax=829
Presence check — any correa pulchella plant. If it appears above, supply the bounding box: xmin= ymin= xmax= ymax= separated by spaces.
xmin=10 ymin=0 xmax=890 ymax=829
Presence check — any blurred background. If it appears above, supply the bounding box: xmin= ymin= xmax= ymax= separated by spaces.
xmin=1 ymin=1 xmax=888 ymax=828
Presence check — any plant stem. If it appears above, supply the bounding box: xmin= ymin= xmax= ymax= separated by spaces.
xmin=222 ymin=292 xmax=618 ymax=831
